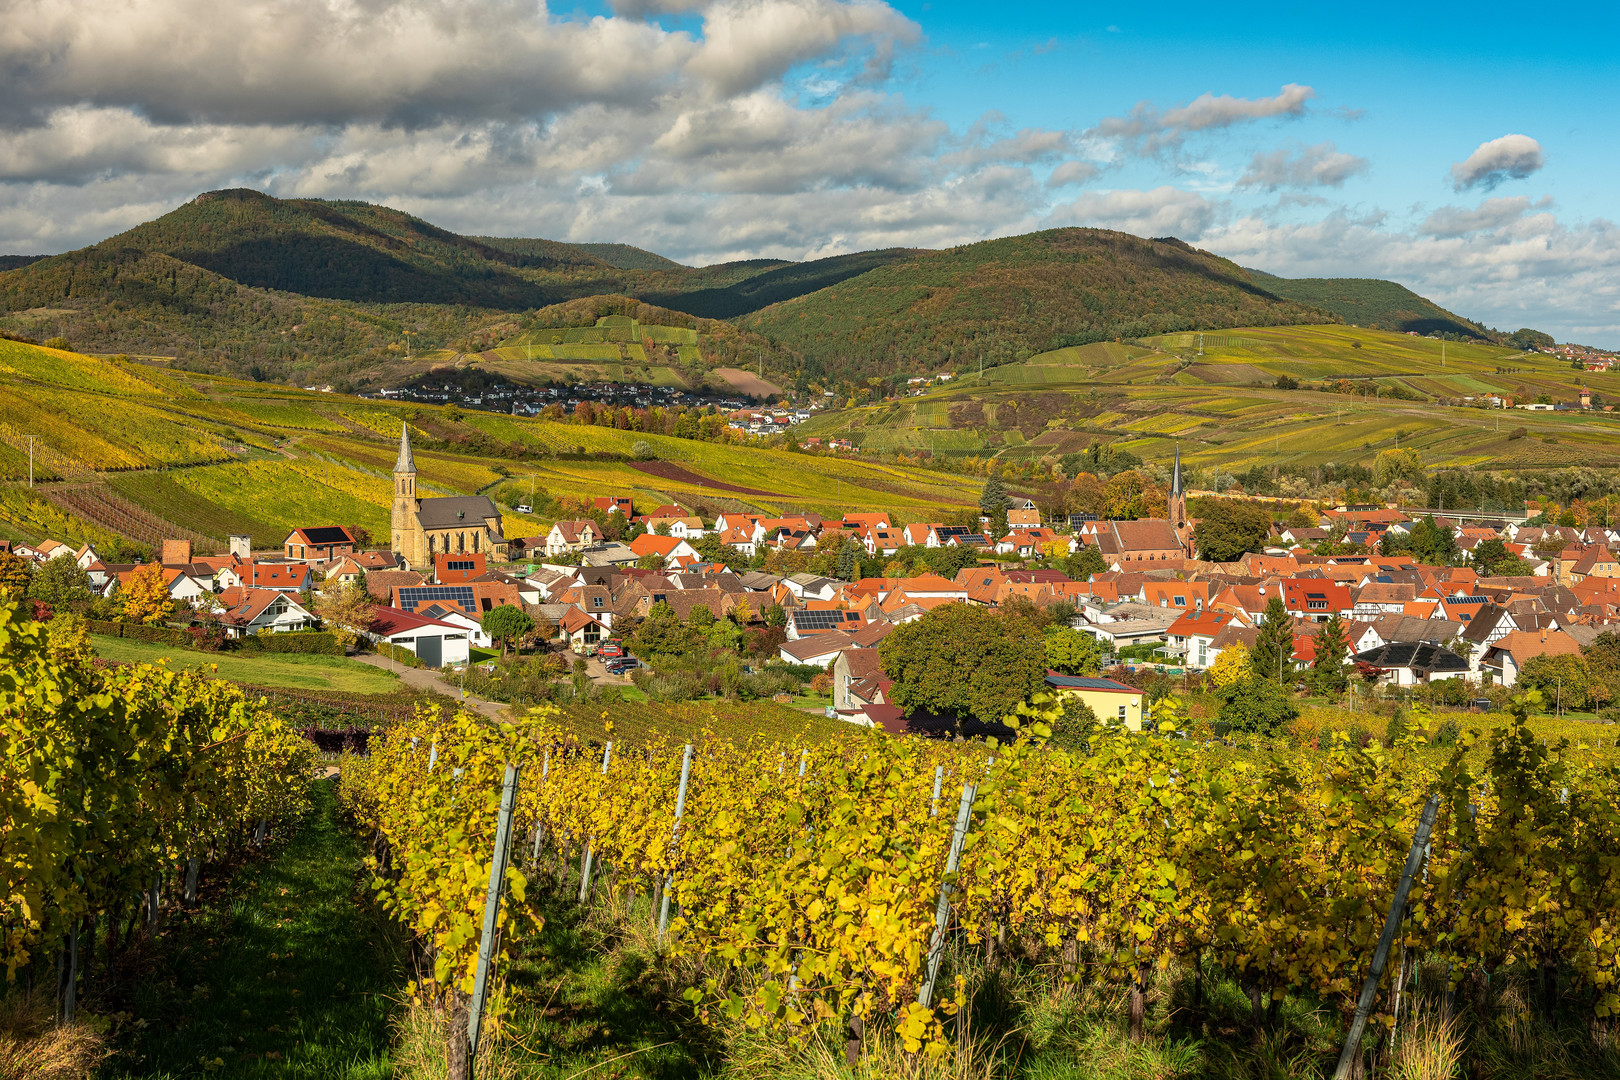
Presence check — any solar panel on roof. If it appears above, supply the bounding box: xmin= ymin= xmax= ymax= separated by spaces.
xmin=446 ymin=559 xmax=476 ymax=571
xmin=397 ymin=586 xmax=476 ymax=612
xmin=301 ymin=526 xmax=352 ymax=544
xmin=792 ymin=609 xmax=849 ymax=631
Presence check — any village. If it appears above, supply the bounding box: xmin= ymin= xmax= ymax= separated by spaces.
xmin=8 ymin=420 xmax=1617 ymax=737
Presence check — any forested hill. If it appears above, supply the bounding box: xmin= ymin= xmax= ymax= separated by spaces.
xmin=1246 ymin=271 xmax=1491 ymax=340
xmin=0 ymin=189 xmax=1509 ymax=389
xmin=737 ymin=230 xmax=1335 ymax=381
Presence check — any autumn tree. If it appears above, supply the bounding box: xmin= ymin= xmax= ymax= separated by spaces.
xmin=1206 ymin=642 xmax=1250 ymax=688
xmin=316 ymin=581 xmax=377 ymax=652
xmin=120 ymin=563 xmax=175 ymax=626
xmin=0 ymin=551 xmax=33 ymax=598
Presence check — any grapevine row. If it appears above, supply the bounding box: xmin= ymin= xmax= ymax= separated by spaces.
xmin=340 ymin=696 xmax=1620 ymax=1059
xmin=0 ymin=600 xmax=315 ymax=1000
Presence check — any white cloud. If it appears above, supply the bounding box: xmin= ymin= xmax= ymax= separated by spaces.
xmin=1203 ymin=205 xmax=1620 ymax=343
xmin=1046 ymin=160 xmax=1099 ymax=188
xmin=1090 ymin=84 xmax=1314 ymax=157
xmin=1420 ymin=196 xmax=1553 ymax=238
xmin=1237 ymin=141 xmax=1368 ymax=190
xmin=1450 ymin=134 xmax=1544 ymax=191
xmin=1050 ymin=186 xmax=1218 ymax=239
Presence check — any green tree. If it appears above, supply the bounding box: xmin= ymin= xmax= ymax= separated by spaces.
xmin=1310 ymin=614 xmax=1350 ymax=696
xmin=1471 ymin=537 xmax=1512 ymax=574
xmin=1061 ymin=546 xmax=1107 ymax=580
xmin=1044 ymin=627 xmax=1104 ymax=676
xmin=1406 ymin=515 xmax=1458 ymax=565
xmin=481 ymin=604 xmax=535 ymax=656
xmin=1219 ymin=674 xmax=1299 ymax=735
xmin=1051 ymin=694 xmax=1099 ymax=749
xmin=630 ymin=602 xmax=694 ymax=656
xmin=1193 ymin=500 xmax=1272 ymax=561
xmin=979 ymin=474 xmax=1008 ymax=517
xmin=1517 ymin=653 xmax=1591 ymax=712
xmin=762 ymin=603 xmax=788 ymax=628
xmin=1249 ymin=594 xmax=1294 ymax=682
xmin=28 ymin=557 xmax=96 ymax=608
xmin=879 ymin=604 xmax=1047 ymax=729
xmin=1373 ymin=446 xmax=1424 ymax=487
xmin=1580 ymin=631 xmax=1620 ymax=710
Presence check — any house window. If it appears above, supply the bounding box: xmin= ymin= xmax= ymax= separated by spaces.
xmin=1174 ymin=596 xmax=1185 ymax=606
xmin=591 ymin=597 xmax=603 ymax=609
xmin=472 ymin=532 xmax=480 ymax=553
xmin=457 ymin=533 xmax=466 ymax=553
xmin=1117 ymin=705 xmax=1127 ymax=722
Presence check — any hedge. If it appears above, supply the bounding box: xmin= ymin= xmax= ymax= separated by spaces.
xmin=238 ymin=630 xmax=342 ymax=655
xmin=84 ymin=619 xmax=192 ymax=646
xmin=373 ymin=642 xmax=423 ymax=669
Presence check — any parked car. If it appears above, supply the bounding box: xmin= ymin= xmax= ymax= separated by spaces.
xmin=605 ymin=657 xmax=641 ymax=675
xmin=516 ymin=503 xmax=533 ymax=514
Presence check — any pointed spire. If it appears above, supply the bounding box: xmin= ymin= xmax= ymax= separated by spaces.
xmin=1171 ymin=443 xmax=1182 ymax=496
xmin=394 ymin=421 xmax=416 ymax=474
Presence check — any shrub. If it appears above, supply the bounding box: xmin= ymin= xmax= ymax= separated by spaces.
xmin=374 ymin=642 xmax=422 ymax=668
xmin=239 ymin=630 xmax=341 ymax=655
xmin=1218 ymin=674 xmax=1299 ymax=736
xmin=83 ymin=619 xmax=191 ymax=646
xmin=1431 ymin=718 xmax=1462 ymax=747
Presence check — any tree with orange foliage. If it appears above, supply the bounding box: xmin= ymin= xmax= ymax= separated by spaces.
xmin=121 ymin=563 xmax=175 ymax=625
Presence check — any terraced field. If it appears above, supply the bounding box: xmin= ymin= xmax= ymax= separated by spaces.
xmin=797 ymin=324 xmax=1620 ymax=473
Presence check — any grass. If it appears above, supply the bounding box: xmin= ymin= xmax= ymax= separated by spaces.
xmin=89 ymin=635 xmax=404 ymax=694
xmin=101 ymin=782 xmax=406 ymax=1079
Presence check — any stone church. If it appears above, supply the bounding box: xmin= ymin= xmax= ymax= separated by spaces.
xmin=390 ymin=423 xmax=508 ymax=570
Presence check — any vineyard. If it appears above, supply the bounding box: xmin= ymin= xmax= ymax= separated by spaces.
xmin=339 ymin=695 xmax=1620 ymax=1076
xmin=0 ymin=602 xmax=315 ymax=1018
xmin=44 ymin=482 xmax=222 ymax=553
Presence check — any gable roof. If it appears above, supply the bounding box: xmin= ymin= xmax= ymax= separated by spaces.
xmin=417 ymin=495 xmax=503 ymax=530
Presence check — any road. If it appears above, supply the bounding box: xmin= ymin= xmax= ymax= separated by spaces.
xmin=351 ymin=653 xmax=509 ymax=719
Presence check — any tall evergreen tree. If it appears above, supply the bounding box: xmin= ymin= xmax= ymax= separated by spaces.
xmin=979 ymin=474 xmax=1008 ymax=517
xmin=1311 ymin=614 xmax=1350 ymax=695
xmin=1249 ymin=594 xmax=1295 ymax=682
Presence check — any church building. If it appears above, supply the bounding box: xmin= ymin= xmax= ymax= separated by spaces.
xmin=390 ymin=423 xmax=508 ymax=570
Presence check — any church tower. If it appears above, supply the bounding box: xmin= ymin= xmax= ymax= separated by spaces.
xmin=391 ymin=422 xmax=418 ymax=566
xmin=1169 ymin=443 xmax=1186 ymax=528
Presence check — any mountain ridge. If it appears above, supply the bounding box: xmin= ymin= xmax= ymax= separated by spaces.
xmin=0 ymin=189 xmax=1504 ymax=391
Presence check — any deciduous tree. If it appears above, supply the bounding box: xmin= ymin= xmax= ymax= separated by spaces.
xmin=481 ymin=604 xmax=535 ymax=657
xmin=120 ymin=563 xmax=174 ymax=625
xmin=1044 ymin=626 xmax=1104 ymax=676
xmin=1193 ymin=500 xmax=1272 ymax=562
xmin=879 ymin=604 xmax=1046 ymax=728
xmin=316 ymin=581 xmax=377 ymax=652
xmin=1219 ymin=674 xmax=1299 ymax=735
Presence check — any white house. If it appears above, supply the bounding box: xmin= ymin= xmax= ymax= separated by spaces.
xmin=367 ymin=607 xmax=471 ymax=667
xmin=219 ymin=588 xmax=317 ymax=638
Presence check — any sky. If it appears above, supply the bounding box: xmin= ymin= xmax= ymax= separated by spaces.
xmin=1 ymin=0 xmax=1617 ymax=344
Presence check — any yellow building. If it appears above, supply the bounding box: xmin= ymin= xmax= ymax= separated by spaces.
xmin=390 ymin=423 xmax=508 ymax=571
xmin=1044 ymin=673 xmax=1146 ymax=732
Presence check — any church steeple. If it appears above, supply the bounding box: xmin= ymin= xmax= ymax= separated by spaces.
xmin=391 ymin=422 xmax=418 ymax=564
xmin=1169 ymin=443 xmax=1186 ymax=527
xmin=394 ymin=421 xmax=416 ymax=475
